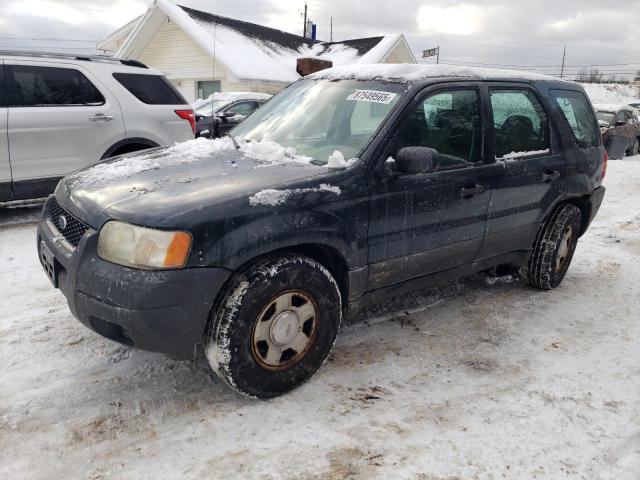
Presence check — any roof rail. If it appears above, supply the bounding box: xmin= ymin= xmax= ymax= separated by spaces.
xmin=0 ymin=50 xmax=148 ymax=68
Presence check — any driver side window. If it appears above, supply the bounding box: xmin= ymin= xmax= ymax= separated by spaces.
xmin=391 ymin=89 xmax=482 ymax=171
xmin=225 ymin=101 xmax=256 ymax=117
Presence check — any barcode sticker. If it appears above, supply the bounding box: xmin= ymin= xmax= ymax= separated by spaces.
xmin=347 ymin=90 xmax=397 ymax=104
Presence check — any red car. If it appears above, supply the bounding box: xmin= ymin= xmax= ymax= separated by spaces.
xmin=594 ymin=104 xmax=640 ymax=158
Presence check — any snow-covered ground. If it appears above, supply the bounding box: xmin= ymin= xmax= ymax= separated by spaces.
xmin=580 ymin=82 xmax=640 ymax=106
xmin=1 ymin=157 xmax=639 ymax=479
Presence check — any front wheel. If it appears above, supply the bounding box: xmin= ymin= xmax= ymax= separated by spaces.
xmin=204 ymin=254 xmax=342 ymax=398
xmin=628 ymin=138 xmax=639 ymax=157
xmin=524 ymin=204 xmax=582 ymax=290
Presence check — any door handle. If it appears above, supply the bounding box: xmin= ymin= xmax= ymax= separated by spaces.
xmin=459 ymin=184 xmax=486 ymax=198
xmin=541 ymin=170 xmax=561 ymax=183
xmin=89 ymin=114 xmax=114 ymax=122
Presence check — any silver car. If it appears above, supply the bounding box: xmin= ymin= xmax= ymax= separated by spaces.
xmin=0 ymin=51 xmax=195 ymax=202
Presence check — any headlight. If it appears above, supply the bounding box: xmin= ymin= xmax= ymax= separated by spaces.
xmin=97 ymin=221 xmax=192 ymax=269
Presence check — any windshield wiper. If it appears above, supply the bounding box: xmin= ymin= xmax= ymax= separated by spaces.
xmin=225 ymin=133 xmax=241 ymax=150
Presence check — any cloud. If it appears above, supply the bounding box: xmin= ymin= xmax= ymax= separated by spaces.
xmin=6 ymin=0 xmax=147 ymax=28
xmin=1 ymin=0 xmax=639 ymax=80
xmin=417 ymin=4 xmax=482 ymax=36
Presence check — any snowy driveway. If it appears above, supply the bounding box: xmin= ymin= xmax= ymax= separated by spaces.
xmin=1 ymin=159 xmax=639 ymax=480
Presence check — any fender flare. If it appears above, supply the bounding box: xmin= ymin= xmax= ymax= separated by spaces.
xmin=101 ymin=138 xmax=160 ymax=159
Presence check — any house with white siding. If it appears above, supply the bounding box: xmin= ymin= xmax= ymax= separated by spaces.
xmin=98 ymin=0 xmax=416 ymax=103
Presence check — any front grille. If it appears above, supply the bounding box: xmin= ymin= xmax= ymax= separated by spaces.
xmin=50 ymin=199 xmax=89 ymax=247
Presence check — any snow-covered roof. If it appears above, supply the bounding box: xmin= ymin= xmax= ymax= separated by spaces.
xmin=593 ymin=103 xmax=634 ymax=113
xmin=117 ymin=0 xmax=415 ymax=83
xmin=205 ymin=92 xmax=272 ymax=102
xmin=310 ymin=63 xmax=570 ymax=83
xmin=192 ymin=91 xmax=272 ymax=108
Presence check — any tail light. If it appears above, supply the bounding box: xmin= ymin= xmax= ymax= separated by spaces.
xmin=175 ymin=109 xmax=195 ymax=135
xmin=601 ymin=149 xmax=608 ymax=181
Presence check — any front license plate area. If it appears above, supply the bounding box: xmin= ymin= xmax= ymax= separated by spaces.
xmin=40 ymin=241 xmax=58 ymax=287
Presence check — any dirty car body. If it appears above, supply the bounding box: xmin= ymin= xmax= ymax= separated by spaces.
xmin=37 ymin=64 xmax=607 ymax=397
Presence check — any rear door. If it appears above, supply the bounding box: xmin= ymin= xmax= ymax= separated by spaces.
xmin=6 ymin=61 xmax=124 ymax=196
xmin=476 ymin=84 xmax=566 ymax=260
xmin=0 ymin=61 xmax=11 ymax=201
xmin=367 ymin=84 xmax=493 ymax=289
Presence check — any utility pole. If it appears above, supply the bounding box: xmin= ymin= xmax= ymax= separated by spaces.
xmin=330 ymin=17 xmax=333 ymax=42
xmin=303 ymin=3 xmax=308 ymax=38
xmin=560 ymin=46 xmax=566 ymax=78
xmin=437 ymin=46 xmax=440 ymax=64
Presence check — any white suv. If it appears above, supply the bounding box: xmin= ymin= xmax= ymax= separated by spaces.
xmin=0 ymin=52 xmax=195 ymax=202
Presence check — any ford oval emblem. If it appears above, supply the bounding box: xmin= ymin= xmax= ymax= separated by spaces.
xmin=57 ymin=215 xmax=68 ymax=230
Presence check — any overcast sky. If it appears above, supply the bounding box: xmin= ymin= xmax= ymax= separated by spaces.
xmin=1 ymin=0 xmax=639 ymax=80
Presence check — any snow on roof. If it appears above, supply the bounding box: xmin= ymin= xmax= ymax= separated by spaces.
xmin=310 ymin=63 xmax=568 ymax=83
xmin=593 ymin=103 xmax=633 ymax=113
xmin=147 ymin=0 xmax=410 ymax=83
xmin=206 ymin=91 xmax=272 ymax=101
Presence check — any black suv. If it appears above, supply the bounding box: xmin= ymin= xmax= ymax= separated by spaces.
xmin=37 ymin=64 xmax=606 ymax=398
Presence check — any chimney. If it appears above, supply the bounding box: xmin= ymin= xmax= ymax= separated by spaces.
xmin=297 ymin=58 xmax=333 ymax=77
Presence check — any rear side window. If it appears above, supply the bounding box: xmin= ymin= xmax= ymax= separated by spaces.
xmin=490 ymin=88 xmax=550 ymax=159
xmin=7 ymin=65 xmax=105 ymax=107
xmin=113 ymin=73 xmax=186 ymax=105
xmin=550 ymin=90 xmax=599 ymax=148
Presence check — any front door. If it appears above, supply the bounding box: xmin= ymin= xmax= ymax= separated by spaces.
xmin=6 ymin=61 xmax=124 ymax=195
xmin=367 ymin=85 xmax=492 ymax=289
xmin=476 ymin=84 xmax=567 ymax=260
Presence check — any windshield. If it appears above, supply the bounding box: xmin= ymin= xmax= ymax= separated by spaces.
xmin=195 ymin=100 xmax=231 ymax=116
xmin=230 ymin=79 xmax=406 ymax=163
xmin=596 ymin=111 xmax=614 ymax=124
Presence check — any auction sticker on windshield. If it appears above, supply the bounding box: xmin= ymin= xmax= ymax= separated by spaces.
xmin=347 ymin=90 xmax=397 ymax=104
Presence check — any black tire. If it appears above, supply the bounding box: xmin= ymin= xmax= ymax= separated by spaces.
xmin=204 ymin=254 xmax=342 ymax=398
xmin=524 ymin=204 xmax=582 ymax=290
xmin=628 ymin=138 xmax=640 ymax=157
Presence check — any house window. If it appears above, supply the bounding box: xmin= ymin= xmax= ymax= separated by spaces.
xmin=197 ymin=80 xmax=220 ymax=100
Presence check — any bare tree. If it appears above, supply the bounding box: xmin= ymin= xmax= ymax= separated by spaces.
xmin=577 ymin=67 xmax=604 ymax=83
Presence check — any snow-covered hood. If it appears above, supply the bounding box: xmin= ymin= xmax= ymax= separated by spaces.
xmin=56 ymin=138 xmax=331 ymax=229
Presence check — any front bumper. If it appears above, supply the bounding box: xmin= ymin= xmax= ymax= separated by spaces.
xmin=37 ymin=197 xmax=230 ymax=360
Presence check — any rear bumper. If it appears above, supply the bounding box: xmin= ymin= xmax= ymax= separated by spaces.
xmin=583 ymin=186 xmax=606 ymax=234
xmin=37 ymin=197 xmax=230 ymax=360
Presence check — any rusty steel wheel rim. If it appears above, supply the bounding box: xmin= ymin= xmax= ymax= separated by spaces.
xmin=555 ymin=225 xmax=574 ymax=272
xmin=251 ymin=290 xmax=319 ymax=371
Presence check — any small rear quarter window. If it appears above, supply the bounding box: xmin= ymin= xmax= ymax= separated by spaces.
xmin=113 ymin=73 xmax=187 ymax=105
xmin=550 ymin=89 xmax=599 ymax=148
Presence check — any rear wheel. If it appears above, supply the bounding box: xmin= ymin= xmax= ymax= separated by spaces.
xmin=204 ymin=254 xmax=342 ymax=398
xmin=628 ymin=138 xmax=640 ymax=157
xmin=524 ymin=204 xmax=582 ymax=290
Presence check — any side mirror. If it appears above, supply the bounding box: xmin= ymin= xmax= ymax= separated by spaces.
xmin=395 ymin=147 xmax=439 ymax=175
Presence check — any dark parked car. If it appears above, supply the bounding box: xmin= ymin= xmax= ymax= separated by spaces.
xmin=37 ymin=64 xmax=606 ymax=398
xmin=594 ymin=104 xmax=640 ymax=158
xmin=193 ymin=92 xmax=270 ymax=139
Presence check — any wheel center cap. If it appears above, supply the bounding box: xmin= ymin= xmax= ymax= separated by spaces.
xmin=270 ymin=311 xmax=300 ymax=345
